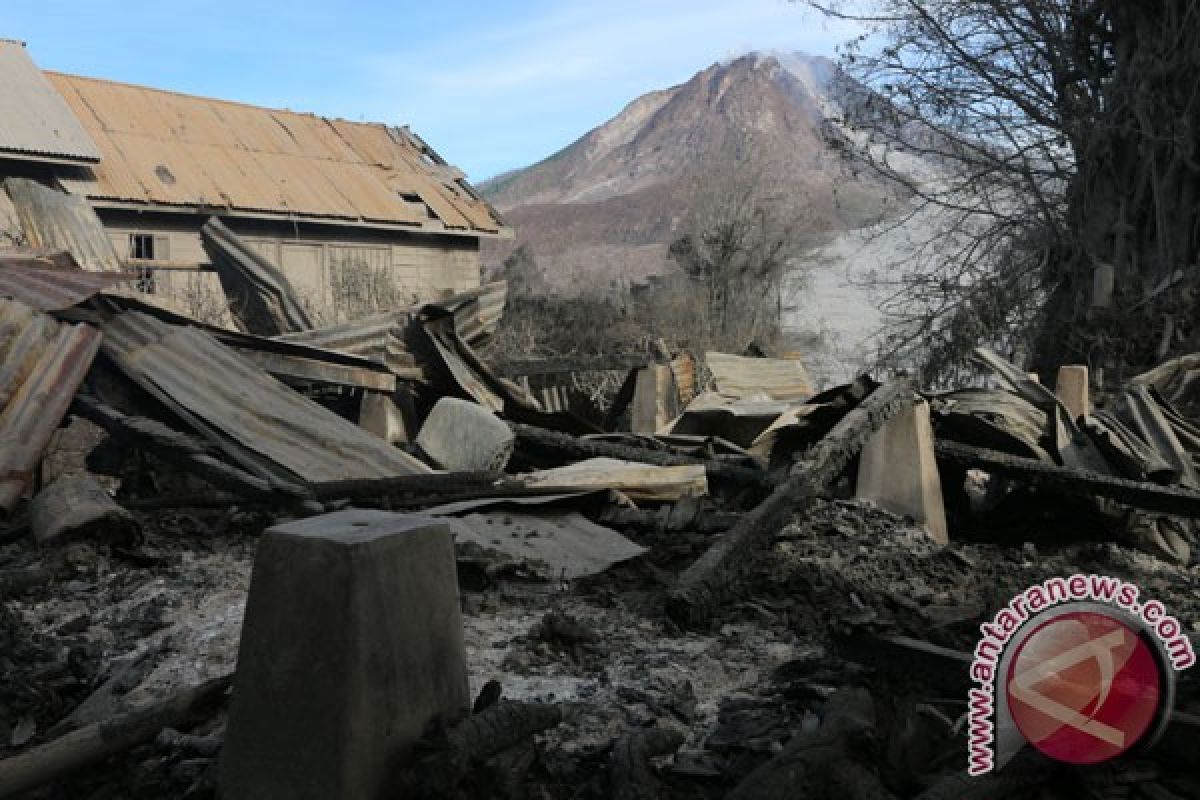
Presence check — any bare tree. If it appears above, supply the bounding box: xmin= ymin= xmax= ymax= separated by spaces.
xmin=668 ymin=158 xmax=812 ymax=354
xmin=808 ymin=0 xmax=1200 ymax=384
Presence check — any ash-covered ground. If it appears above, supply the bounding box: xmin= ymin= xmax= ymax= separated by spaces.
xmin=2 ymin=498 xmax=1198 ymax=799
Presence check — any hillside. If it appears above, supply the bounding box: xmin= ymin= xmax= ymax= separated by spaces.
xmin=480 ymin=52 xmax=905 ymax=290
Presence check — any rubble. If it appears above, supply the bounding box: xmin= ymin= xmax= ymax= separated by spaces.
xmin=1 ymin=195 xmax=1200 ymax=800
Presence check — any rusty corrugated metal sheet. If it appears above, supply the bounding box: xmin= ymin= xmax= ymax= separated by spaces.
xmin=274 ymin=309 xmax=417 ymax=376
xmin=3 ymin=178 xmax=123 ymax=271
xmin=0 ymin=41 xmax=101 ymax=164
xmin=430 ymin=281 xmax=507 ymax=344
xmin=0 ymin=297 xmax=102 ymax=512
xmin=45 ymin=72 xmax=505 ymax=235
xmin=271 ymin=283 xmax=506 ymax=376
xmin=100 ymin=310 xmax=430 ymax=484
xmin=0 ymin=263 xmax=135 ymax=311
xmin=201 ymin=217 xmax=313 ymax=335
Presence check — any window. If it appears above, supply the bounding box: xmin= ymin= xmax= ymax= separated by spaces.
xmin=127 ymin=234 xmax=168 ymax=295
xmin=129 ymin=233 xmax=156 ymax=261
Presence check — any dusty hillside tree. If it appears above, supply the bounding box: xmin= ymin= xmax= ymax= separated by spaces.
xmin=807 ymin=0 xmax=1200 ymax=384
xmin=668 ymin=159 xmax=811 ymax=355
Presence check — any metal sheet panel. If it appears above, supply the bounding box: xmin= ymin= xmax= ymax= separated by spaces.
xmin=0 ymin=261 xmax=135 ymax=310
xmin=705 ymin=351 xmax=813 ymax=401
xmin=100 ymin=310 xmax=431 ymax=484
xmin=0 ymin=41 xmax=100 ymax=164
xmin=274 ymin=309 xmax=415 ymax=374
xmin=3 ymin=178 xmax=123 ymax=271
xmin=0 ymin=297 xmax=102 ymax=512
xmin=201 ymin=217 xmax=314 ymax=335
xmin=44 ymin=72 xmax=503 ymax=233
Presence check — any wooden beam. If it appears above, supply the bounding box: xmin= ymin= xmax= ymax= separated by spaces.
xmin=934 ymin=440 xmax=1200 ymax=517
xmin=510 ymin=422 xmax=772 ymax=489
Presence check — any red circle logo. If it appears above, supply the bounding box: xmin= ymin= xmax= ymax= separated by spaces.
xmin=1005 ymin=611 xmax=1163 ymax=764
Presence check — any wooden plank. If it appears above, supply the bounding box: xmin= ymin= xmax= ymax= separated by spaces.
xmin=509 ymin=421 xmax=771 ymax=489
xmin=515 ymin=458 xmax=707 ymax=503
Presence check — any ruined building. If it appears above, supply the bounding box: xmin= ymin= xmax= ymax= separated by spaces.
xmin=0 ymin=39 xmax=508 ymax=323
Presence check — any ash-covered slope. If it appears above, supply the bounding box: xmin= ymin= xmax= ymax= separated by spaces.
xmin=481 ymin=52 xmax=901 ymax=288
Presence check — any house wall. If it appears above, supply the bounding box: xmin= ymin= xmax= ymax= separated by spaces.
xmin=96 ymin=210 xmax=482 ymax=326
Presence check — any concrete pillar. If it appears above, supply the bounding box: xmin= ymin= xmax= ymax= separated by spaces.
xmin=855 ymin=399 xmax=949 ymax=545
xmin=1055 ymin=365 xmax=1090 ymax=421
xmin=358 ymin=391 xmax=409 ymax=445
xmin=631 ymin=364 xmax=679 ymax=434
xmin=219 ymin=511 xmax=469 ymax=800
xmin=415 ymin=397 xmax=515 ymax=471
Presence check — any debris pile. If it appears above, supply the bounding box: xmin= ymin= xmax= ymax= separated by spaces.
xmin=1 ymin=187 xmax=1199 ymax=799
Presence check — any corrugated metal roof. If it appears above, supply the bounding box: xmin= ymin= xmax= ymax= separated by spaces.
xmin=0 ymin=296 xmax=103 ymax=512
xmin=0 ymin=261 xmax=135 ymax=310
xmin=0 ymin=42 xmax=101 ymax=164
xmin=100 ymin=310 xmax=431 ymax=485
xmin=3 ymin=178 xmax=123 ymax=271
xmin=45 ymin=71 xmax=506 ymax=235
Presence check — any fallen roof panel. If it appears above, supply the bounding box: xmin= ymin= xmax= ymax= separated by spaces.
xmin=0 ymin=296 xmax=103 ymax=512
xmin=3 ymin=178 xmax=123 ymax=271
xmin=100 ymin=310 xmax=430 ymax=485
xmin=0 ymin=261 xmax=135 ymax=311
xmin=200 ymin=217 xmax=314 ymax=335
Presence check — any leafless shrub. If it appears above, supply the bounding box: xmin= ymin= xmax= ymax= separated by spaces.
xmin=179 ymin=273 xmax=237 ymax=327
xmin=328 ymin=257 xmax=415 ymax=323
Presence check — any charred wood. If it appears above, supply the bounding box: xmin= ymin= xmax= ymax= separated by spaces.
xmin=510 ymin=421 xmax=771 ymax=490
xmin=935 ymin=440 xmax=1200 ymax=517
xmin=0 ymin=674 xmax=231 ymax=799
xmin=70 ymin=395 xmax=316 ymax=510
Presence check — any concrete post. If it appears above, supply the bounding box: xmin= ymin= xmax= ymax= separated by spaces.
xmin=632 ymin=364 xmax=678 ymax=433
xmin=855 ymin=399 xmax=949 ymax=544
xmin=358 ymin=391 xmax=409 ymax=445
xmin=219 ymin=511 xmax=469 ymax=800
xmin=1055 ymin=365 xmax=1090 ymax=422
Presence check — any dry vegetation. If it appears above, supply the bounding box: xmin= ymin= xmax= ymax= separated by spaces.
xmin=811 ymin=0 xmax=1200 ymax=385
xmin=485 ymin=158 xmax=815 ymax=389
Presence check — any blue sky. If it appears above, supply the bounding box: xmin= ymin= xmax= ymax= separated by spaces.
xmin=5 ymin=1 xmax=862 ymax=181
